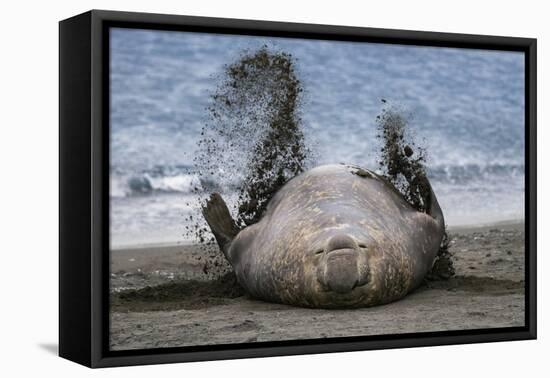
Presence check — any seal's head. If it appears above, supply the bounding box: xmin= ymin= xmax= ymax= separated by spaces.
xmin=284 ymin=211 xmax=390 ymax=308
xmin=203 ymin=164 xmax=445 ymax=309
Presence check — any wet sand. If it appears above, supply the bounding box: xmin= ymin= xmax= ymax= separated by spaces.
xmin=110 ymin=222 xmax=525 ymax=351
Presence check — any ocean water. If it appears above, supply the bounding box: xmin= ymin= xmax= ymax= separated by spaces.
xmin=110 ymin=28 xmax=525 ymax=248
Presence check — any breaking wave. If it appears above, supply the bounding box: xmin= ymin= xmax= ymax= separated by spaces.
xmin=428 ymin=163 xmax=524 ymax=185
xmin=110 ymin=162 xmax=524 ymax=199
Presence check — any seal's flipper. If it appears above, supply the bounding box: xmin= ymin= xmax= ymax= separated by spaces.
xmin=421 ymin=175 xmax=444 ymax=230
xmin=202 ymin=193 xmax=240 ymax=258
xmin=416 ymin=174 xmax=453 ymax=280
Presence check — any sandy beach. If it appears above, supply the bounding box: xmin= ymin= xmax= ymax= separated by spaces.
xmin=110 ymin=221 xmax=525 ymax=351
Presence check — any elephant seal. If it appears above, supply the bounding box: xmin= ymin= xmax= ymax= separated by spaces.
xmin=202 ymin=164 xmax=445 ymax=308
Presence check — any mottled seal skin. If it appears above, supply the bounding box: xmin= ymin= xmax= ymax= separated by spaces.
xmin=203 ymin=164 xmax=445 ymax=309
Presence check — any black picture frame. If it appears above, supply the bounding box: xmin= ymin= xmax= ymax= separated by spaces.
xmin=59 ymin=9 xmax=537 ymax=368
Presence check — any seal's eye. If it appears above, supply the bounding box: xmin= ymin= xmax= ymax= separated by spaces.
xmin=314 ymin=249 xmax=324 ymax=255
xmin=358 ymin=243 xmax=367 ymax=248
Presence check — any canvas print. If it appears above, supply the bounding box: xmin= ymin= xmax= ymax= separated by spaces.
xmin=108 ymin=28 xmax=525 ymax=351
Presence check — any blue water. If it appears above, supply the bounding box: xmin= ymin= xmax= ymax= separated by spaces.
xmin=110 ymin=28 xmax=525 ymax=248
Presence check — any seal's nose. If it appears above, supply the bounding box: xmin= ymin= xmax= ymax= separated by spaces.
xmin=326 ymin=234 xmax=357 ymax=253
xmin=324 ymin=254 xmax=359 ymax=293
xmin=318 ymin=234 xmax=361 ymax=293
